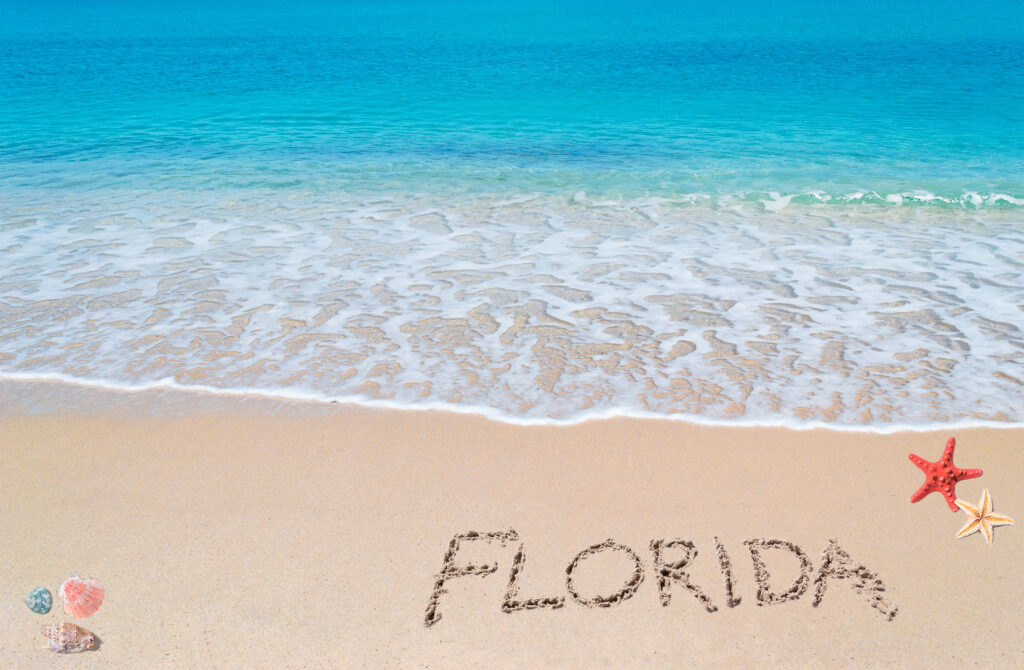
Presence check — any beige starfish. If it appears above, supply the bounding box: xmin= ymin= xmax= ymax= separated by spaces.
xmin=954 ymin=489 xmax=1014 ymax=545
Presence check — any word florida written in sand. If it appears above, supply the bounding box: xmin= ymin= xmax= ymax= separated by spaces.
xmin=424 ymin=531 xmax=897 ymax=626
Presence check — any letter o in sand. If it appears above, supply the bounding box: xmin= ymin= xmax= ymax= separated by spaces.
xmin=565 ymin=539 xmax=645 ymax=608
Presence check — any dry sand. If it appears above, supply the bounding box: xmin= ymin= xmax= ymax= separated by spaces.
xmin=1 ymin=379 xmax=1022 ymax=668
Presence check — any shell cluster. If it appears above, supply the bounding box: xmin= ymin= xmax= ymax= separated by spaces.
xmin=31 ymin=575 xmax=105 ymax=653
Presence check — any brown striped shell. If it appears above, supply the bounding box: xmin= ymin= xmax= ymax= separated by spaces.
xmin=42 ymin=622 xmax=95 ymax=653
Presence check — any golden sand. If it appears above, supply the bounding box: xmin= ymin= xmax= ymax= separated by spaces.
xmin=1 ymin=380 xmax=1021 ymax=668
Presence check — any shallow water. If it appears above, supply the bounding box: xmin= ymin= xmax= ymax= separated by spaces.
xmin=1 ymin=0 xmax=1022 ymax=426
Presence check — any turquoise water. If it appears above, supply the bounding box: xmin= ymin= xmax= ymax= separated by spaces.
xmin=1 ymin=1 xmax=1022 ymax=426
xmin=3 ymin=0 xmax=1022 ymax=197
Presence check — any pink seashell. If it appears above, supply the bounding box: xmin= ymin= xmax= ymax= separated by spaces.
xmin=59 ymin=575 xmax=105 ymax=618
xmin=42 ymin=622 xmax=96 ymax=653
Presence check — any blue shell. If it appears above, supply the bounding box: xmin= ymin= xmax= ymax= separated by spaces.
xmin=24 ymin=587 xmax=52 ymax=614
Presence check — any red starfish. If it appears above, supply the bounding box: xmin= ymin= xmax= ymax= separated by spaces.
xmin=909 ymin=437 xmax=982 ymax=512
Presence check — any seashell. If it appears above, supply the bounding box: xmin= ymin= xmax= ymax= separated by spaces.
xmin=59 ymin=575 xmax=105 ymax=618
xmin=41 ymin=622 xmax=96 ymax=653
xmin=24 ymin=587 xmax=53 ymax=614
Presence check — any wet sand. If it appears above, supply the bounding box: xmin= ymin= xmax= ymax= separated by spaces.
xmin=1 ymin=379 xmax=1021 ymax=668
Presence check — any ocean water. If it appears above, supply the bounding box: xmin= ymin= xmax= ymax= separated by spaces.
xmin=1 ymin=0 xmax=1022 ymax=427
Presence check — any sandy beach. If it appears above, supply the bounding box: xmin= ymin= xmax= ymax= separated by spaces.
xmin=4 ymin=1 xmax=1022 ymax=667
xmin=1 ymin=379 xmax=1021 ymax=668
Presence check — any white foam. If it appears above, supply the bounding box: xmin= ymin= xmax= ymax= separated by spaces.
xmin=3 ymin=371 xmax=1021 ymax=433
xmin=746 ymin=189 xmax=1024 ymax=211
xmin=988 ymin=193 xmax=1024 ymax=206
xmin=1 ymin=188 xmax=1021 ymax=428
xmin=762 ymin=192 xmax=796 ymax=211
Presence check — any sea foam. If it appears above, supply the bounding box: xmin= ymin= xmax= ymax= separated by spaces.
xmin=1 ymin=189 xmax=1021 ymax=427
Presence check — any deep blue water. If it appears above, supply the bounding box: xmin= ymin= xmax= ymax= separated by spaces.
xmin=2 ymin=0 xmax=1022 ymax=198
